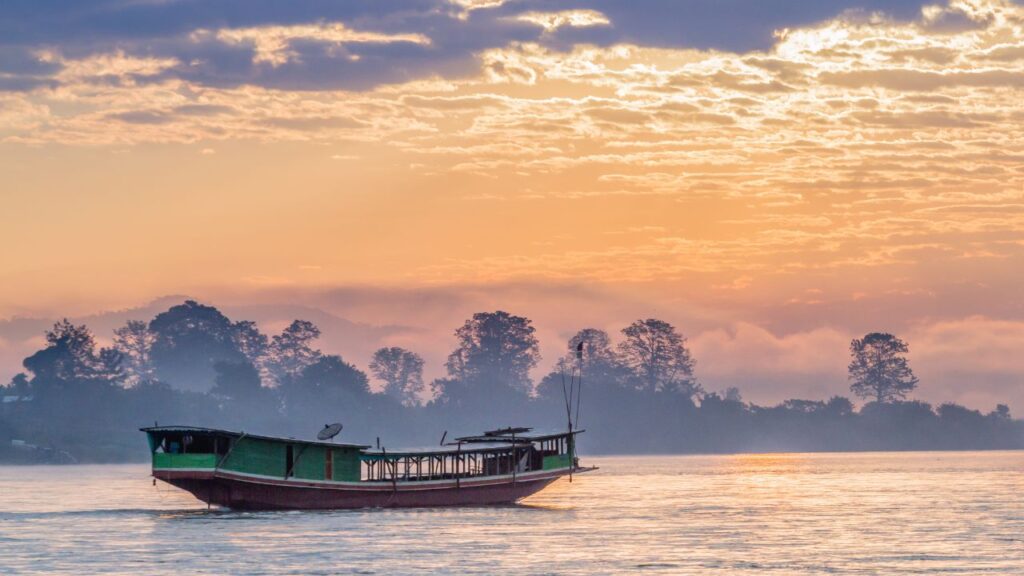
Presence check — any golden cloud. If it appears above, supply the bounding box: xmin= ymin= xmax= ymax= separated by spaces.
xmin=205 ymin=23 xmax=432 ymax=66
xmin=514 ymin=10 xmax=612 ymax=32
xmin=2 ymin=0 xmax=1023 ymax=287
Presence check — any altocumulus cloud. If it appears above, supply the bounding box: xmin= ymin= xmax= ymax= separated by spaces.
xmin=0 ymin=0 xmax=947 ymax=93
xmin=4 ymin=0 xmax=1024 ymax=265
xmin=2 ymin=0 xmax=1023 ymax=412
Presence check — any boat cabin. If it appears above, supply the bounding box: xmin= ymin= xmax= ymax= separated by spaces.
xmin=142 ymin=426 xmax=580 ymax=484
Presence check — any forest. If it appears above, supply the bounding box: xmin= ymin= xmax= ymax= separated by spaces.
xmin=1 ymin=300 xmax=1020 ymax=462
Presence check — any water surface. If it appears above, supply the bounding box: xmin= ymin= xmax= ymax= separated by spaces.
xmin=0 ymin=452 xmax=1021 ymax=574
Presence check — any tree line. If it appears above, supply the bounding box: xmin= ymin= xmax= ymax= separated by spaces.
xmin=0 ymin=300 xmax=1020 ymax=462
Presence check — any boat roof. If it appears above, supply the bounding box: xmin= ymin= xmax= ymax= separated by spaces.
xmin=140 ymin=425 xmax=581 ymax=453
xmin=362 ymin=442 xmax=521 ymax=458
xmin=140 ymin=426 xmax=372 ymax=449
xmin=455 ymin=428 xmax=584 ymax=443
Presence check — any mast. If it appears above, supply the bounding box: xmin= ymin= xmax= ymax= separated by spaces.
xmin=568 ymin=340 xmax=584 ymax=481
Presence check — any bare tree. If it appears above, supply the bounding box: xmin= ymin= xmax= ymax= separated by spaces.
xmin=848 ymin=332 xmax=918 ymax=404
xmin=370 ymin=347 xmax=425 ymax=406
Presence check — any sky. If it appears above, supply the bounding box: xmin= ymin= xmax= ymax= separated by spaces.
xmin=1 ymin=0 xmax=1022 ymax=410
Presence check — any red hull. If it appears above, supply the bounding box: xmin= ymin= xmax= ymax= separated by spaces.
xmin=155 ymin=468 xmax=575 ymax=510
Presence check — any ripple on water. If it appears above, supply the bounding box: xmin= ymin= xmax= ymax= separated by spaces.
xmin=0 ymin=452 xmax=1021 ymax=575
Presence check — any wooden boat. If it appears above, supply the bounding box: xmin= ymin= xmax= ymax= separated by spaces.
xmin=142 ymin=425 xmax=592 ymax=510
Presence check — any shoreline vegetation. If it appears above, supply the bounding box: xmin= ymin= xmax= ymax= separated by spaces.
xmin=2 ymin=300 xmax=1021 ymax=464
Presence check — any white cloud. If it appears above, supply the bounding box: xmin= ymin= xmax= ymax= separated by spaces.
xmin=55 ymin=50 xmax=179 ymax=81
xmin=448 ymin=0 xmax=508 ymax=20
xmin=206 ymin=23 xmax=431 ymax=66
xmin=514 ymin=10 xmax=612 ymax=32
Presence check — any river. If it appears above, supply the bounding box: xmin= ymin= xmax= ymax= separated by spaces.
xmin=0 ymin=452 xmax=1021 ymax=574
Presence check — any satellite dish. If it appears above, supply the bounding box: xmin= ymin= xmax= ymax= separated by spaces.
xmin=317 ymin=422 xmax=343 ymax=441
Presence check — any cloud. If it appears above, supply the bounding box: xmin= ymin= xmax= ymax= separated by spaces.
xmin=448 ymin=0 xmax=509 ymax=20
xmin=206 ymin=23 xmax=432 ymax=67
xmin=514 ymin=10 xmax=612 ymax=32
xmin=1 ymin=0 xmax=1024 ymax=412
xmin=820 ymin=69 xmax=1024 ymax=90
xmin=691 ymin=323 xmax=850 ymax=378
xmin=53 ymin=50 xmax=179 ymax=84
xmin=0 ymin=0 xmax=939 ymax=94
xmin=910 ymin=316 xmax=1024 ymax=375
xmin=687 ymin=317 xmax=1024 ymax=409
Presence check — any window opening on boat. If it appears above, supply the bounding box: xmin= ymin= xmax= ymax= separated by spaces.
xmin=154 ymin=432 xmax=221 ymax=455
xmin=356 ymin=436 xmax=576 ymax=483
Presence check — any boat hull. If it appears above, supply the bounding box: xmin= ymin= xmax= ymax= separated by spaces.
xmin=155 ymin=468 xmax=578 ymax=510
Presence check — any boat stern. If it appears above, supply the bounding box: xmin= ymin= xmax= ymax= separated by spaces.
xmin=143 ymin=427 xmax=227 ymax=504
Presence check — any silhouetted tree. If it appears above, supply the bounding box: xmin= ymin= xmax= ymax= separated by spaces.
xmin=283 ymin=355 xmax=369 ymax=415
xmin=618 ymin=319 xmax=699 ymax=397
xmin=938 ymin=403 xmax=985 ymax=426
xmin=723 ymin=387 xmax=743 ymax=403
xmin=370 ymin=347 xmax=425 ymax=406
xmin=23 ymin=320 xmax=119 ymax=384
xmin=112 ymin=320 xmax=156 ymax=387
xmin=848 ymin=332 xmax=918 ymax=404
xmin=824 ymin=396 xmax=854 ymax=417
xmin=3 ymin=303 xmax=1023 ymax=463
xmin=232 ymin=320 xmax=271 ymax=386
xmin=149 ymin=301 xmax=248 ymax=392
xmin=267 ymin=320 xmax=323 ymax=386
xmin=989 ymin=404 xmax=1011 ymax=420
xmin=443 ymin=311 xmax=540 ymax=394
xmin=537 ymin=328 xmax=628 ymax=400
xmin=568 ymin=329 xmax=619 ymax=366
xmin=279 ymin=355 xmax=365 ymax=435
xmin=13 ymin=321 xmax=133 ymax=461
xmin=5 ymin=373 xmax=30 ymax=395
xmin=698 ymin=390 xmax=749 ymax=440
xmin=783 ymin=399 xmax=827 ymax=413
xmin=211 ymin=360 xmax=263 ymax=401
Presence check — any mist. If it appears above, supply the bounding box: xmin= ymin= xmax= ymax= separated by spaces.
xmin=1 ymin=298 xmax=1020 ymax=463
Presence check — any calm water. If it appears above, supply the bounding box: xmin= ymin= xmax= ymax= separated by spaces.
xmin=0 ymin=452 xmax=1021 ymax=575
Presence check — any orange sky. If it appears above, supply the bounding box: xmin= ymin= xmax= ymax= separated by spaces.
xmin=1 ymin=0 xmax=1022 ymax=409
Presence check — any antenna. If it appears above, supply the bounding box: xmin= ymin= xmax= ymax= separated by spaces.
xmin=560 ymin=365 xmax=572 ymax=431
xmin=440 ymin=430 xmax=448 ymax=446
xmin=317 ymin=422 xmax=343 ymax=441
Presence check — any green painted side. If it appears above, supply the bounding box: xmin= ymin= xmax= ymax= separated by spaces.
xmin=221 ymin=437 xmax=287 ymax=477
xmin=145 ymin=432 xmax=159 ymax=453
xmin=153 ymin=452 xmax=216 ymax=469
xmin=284 ymin=445 xmax=360 ymax=481
xmin=157 ymin=437 xmax=363 ymax=481
xmin=542 ymin=453 xmax=572 ymax=470
xmin=293 ymin=445 xmax=326 ymax=480
xmin=332 ymin=448 xmax=361 ymax=482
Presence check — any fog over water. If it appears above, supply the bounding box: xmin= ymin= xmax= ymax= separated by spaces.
xmin=1 ymin=453 xmax=1021 ymax=575
xmin=2 ymin=301 xmax=1020 ymax=463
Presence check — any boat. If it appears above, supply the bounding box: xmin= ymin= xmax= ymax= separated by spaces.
xmin=141 ymin=425 xmax=592 ymax=510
